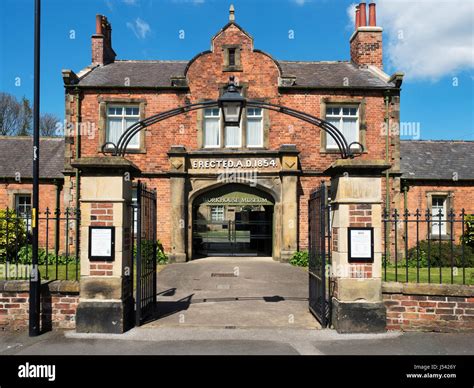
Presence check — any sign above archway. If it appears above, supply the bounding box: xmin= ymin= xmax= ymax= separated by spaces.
xmin=194 ymin=184 xmax=274 ymax=207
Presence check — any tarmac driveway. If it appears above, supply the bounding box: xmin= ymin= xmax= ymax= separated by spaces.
xmin=145 ymin=257 xmax=320 ymax=329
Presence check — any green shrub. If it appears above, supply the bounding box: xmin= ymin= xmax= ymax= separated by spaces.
xmin=15 ymin=246 xmax=72 ymax=265
xmin=462 ymin=215 xmax=474 ymax=248
xmin=290 ymin=251 xmax=309 ymax=267
xmin=0 ymin=210 xmax=28 ymax=262
xmin=133 ymin=240 xmax=168 ymax=265
xmin=401 ymin=240 xmax=474 ymax=268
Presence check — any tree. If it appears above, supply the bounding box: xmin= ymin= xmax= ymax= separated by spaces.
xmin=0 ymin=92 xmax=21 ymax=136
xmin=17 ymin=96 xmax=33 ymax=136
xmin=40 ymin=113 xmax=61 ymax=136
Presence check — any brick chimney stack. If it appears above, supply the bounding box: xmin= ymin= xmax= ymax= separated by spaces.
xmin=92 ymin=15 xmax=116 ymax=66
xmin=350 ymin=2 xmax=383 ymax=69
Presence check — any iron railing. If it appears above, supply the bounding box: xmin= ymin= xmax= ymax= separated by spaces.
xmin=383 ymin=208 xmax=473 ymax=285
xmin=0 ymin=208 xmax=80 ymax=281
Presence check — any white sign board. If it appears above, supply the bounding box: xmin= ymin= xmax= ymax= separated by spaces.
xmin=89 ymin=227 xmax=115 ymax=260
xmin=348 ymin=228 xmax=373 ymax=262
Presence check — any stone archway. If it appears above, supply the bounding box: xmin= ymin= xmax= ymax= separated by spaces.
xmin=190 ymin=183 xmax=277 ymax=259
xmin=187 ymin=178 xmax=282 ymax=260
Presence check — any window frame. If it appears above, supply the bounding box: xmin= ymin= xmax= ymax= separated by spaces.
xmin=203 ymin=108 xmax=222 ymax=149
xmin=246 ymin=108 xmax=264 ymax=148
xmin=201 ymin=107 xmax=264 ymax=150
xmin=430 ymin=195 xmax=448 ymax=237
xmin=106 ymin=105 xmax=141 ymax=150
xmin=325 ymin=104 xmax=360 ymax=150
xmin=210 ymin=206 xmax=225 ymax=222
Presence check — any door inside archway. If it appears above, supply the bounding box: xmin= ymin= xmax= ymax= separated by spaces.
xmin=192 ymin=184 xmax=274 ymax=257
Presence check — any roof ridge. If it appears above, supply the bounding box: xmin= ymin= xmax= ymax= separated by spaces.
xmin=279 ymin=60 xmax=350 ymax=64
xmin=114 ymin=59 xmax=189 ymax=63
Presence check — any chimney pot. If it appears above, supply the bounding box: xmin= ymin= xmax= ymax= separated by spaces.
xmin=369 ymin=3 xmax=377 ymax=27
xmin=359 ymin=2 xmax=367 ymax=27
xmin=95 ymin=14 xmax=103 ymax=35
xmin=355 ymin=5 xmax=360 ymax=29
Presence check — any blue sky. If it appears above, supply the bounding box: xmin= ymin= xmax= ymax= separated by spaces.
xmin=0 ymin=0 xmax=473 ymax=140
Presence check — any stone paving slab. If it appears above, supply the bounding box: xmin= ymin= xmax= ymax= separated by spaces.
xmin=146 ymin=257 xmax=319 ymax=329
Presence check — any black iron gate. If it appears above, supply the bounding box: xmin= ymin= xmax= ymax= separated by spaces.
xmin=133 ymin=182 xmax=157 ymax=326
xmin=308 ymin=182 xmax=331 ymax=327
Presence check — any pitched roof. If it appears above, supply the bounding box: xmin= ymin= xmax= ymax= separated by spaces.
xmin=78 ymin=60 xmax=189 ymax=88
xmin=278 ymin=61 xmax=394 ymax=89
xmin=0 ymin=137 xmax=65 ymax=179
xmin=75 ymin=59 xmax=395 ymax=89
xmin=400 ymin=140 xmax=474 ymax=180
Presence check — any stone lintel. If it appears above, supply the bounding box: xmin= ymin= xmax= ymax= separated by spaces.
xmin=71 ymin=157 xmax=141 ymax=176
xmin=325 ymin=159 xmax=391 ymax=177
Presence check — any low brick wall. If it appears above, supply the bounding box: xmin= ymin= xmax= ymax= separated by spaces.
xmin=383 ymin=282 xmax=474 ymax=332
xmin=0 ymin=280 xmax=79 ymax=331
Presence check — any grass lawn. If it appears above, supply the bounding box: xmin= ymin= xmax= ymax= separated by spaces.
xmin=384 ymin=266 xmax=474 ymax=285
xmin=2 ymin=263 xmax=168 ymax=281
xmin=1 ymin=263 xmax=80 ymax=281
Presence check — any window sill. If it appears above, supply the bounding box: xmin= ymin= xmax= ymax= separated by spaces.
xmin=428 ymin=235 xmax=452 ymax=241
xmin=223 ymin=66 xmax=243 ymax=72
xmin=102 ymin=146 xmax=147 ymax=155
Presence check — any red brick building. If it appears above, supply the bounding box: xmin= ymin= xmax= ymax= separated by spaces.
xmin=61 ymin=4 xmax=404 ymax=262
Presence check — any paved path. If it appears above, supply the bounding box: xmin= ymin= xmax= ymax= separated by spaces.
xmin=147 ymin=257 xmax=319 ymax=329
xmin=1 ymin=329 xmax=473 ymax=355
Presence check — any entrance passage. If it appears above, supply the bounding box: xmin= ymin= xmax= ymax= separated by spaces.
xmin=192 ymin=184 xmax=273 ymax=258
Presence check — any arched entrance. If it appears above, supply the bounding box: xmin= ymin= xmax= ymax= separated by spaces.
xmin=192 ymin=184 xmax=274 ymax=258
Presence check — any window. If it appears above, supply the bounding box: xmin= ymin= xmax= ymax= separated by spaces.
xmin=203 ymin=108 xmax=221 ymax=148
xmin=325 ymin=106 xmax=359 ymax=150
xmin=246 ymin=108 xmax=263 ymax=147
xmin=228 ymin=48 xmax=236 ymax=67
xmin=431 ymin=196 xmax=447 ymax=236
xmin=106 ymin=106 xmax=140 ymax=149
xmin=15 ymin=194 xmax=31 ymax=231
xmin=202 ymin=108 xmax=264 ymax=149
xmin=210 ymin=206 xmax=225 ymax=222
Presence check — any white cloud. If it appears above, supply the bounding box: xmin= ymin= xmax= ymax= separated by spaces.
xmin=355 ymin=0 xmax=474 ymax=81
xmin=122 ymin=0 xmax=138 ymax=4
xmin=126 ymin=18 xmax=151 ymax=39
xmin=292 ymin=0 xmax=307 ymax=5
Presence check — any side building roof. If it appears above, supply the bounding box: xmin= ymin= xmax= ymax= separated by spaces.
xmin=400 ymin=140 xmax=474 ymax=181
xmin=0 ymin=137 xmax=65 ymax=180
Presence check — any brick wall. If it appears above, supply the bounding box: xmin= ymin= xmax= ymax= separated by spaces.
xmin=383 ymin=282 xmax=474 ymax=332
xmin=350 ymin=29 xmax=383 ymax=69
xmin=0 ymin=280 xmax=79 ymax=331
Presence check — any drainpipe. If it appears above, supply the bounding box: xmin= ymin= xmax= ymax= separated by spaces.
xmin=403 ymin=184 xmax=408 ymax=211
xmin=384 ymin=92 xmax=391 ymax=262
xmin=74 ymin=88 xmax=81 ymax=211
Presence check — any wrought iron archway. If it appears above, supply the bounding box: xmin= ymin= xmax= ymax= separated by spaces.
xmin=102 ymin=100 xmax=364 ymax=159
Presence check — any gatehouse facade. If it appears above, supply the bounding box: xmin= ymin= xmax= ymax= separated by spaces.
xmin=62 ymin=4 xmax=402 ymax=263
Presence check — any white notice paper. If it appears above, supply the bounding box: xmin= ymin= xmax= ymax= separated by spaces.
xmin=90 ymin=228 xmax=113 ymax=257
xmin=350 ymin=229 xmax=372 ymax=259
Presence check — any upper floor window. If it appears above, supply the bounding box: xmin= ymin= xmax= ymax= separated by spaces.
xmin=203 ymin=108 xmax=264 ymax=149
xmin=106 ymin=106 xmax=140 ymax=148
xmin=246 ymin=108 xmax=263 ymax=147
xmin=228 ymin=48 xmax=236 ymax=67
xmin=325 ymin=106 xmax=359 ymax=150
xmin=203 ymin=108 xmax=221 ymax=148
